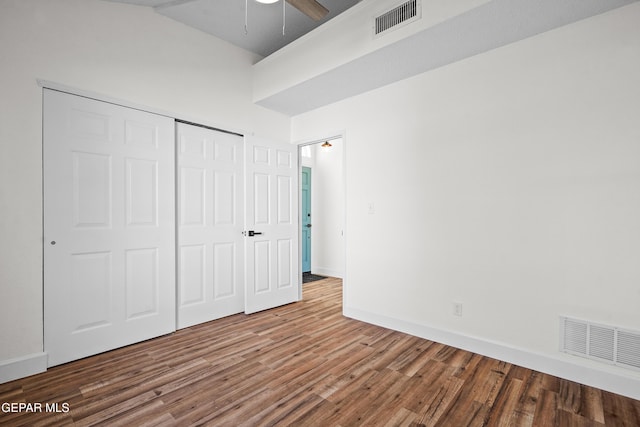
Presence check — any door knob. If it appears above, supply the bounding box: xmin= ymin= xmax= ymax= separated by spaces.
xmin=50 ymin=241 xmax=56 ymax=245
xmin=306 ymin=224 xmax=312 ymax=228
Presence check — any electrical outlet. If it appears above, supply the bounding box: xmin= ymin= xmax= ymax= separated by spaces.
xmin=453 ymin=302 xmax=463 ymax=317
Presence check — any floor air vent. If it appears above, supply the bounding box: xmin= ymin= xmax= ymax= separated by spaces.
xmin=561 ymin=317 xmax=640 ymax=370
xmin=374 ymin=0 xmax=420 ymax=36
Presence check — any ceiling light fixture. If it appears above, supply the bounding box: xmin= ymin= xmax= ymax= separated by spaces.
xmin=255 ymin=0 xmax=279 ymax=3
xmin=321 ymin=141 xmax=332 ymax=148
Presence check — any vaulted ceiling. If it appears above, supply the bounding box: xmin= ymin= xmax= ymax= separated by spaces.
xmin=103 ymin=0 xmax=361 ymax=57
xmin=101 ymin=0 xmax=639 ymax=116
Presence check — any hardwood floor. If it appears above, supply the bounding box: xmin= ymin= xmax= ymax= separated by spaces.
xmin=1 ymin=277 xmax=639 ymax=426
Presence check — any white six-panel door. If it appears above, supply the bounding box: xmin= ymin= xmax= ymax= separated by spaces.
xmin=43 ymin=90 xmax=300 ymax=365
xmin=43 ymin=89 xmax=176 ymax=367
xmin=244 ymin=136 xmax=300 ymax=314
xmin=177 ymin=123 xmax=244 ymax=328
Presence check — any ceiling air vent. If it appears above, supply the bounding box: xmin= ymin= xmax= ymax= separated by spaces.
xmin=374 ymin=0 xmax=420 ymax=36
xmin=561 ymin=316 xmax=640 ymax=370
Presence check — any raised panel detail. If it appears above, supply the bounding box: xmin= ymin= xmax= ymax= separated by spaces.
xmin=45 ymin=89 xmax=176 ymax=367
xmin=73 ymin=152 xmax=112 ymax=228
xmin=180 ymin=134 xmax=206 ymax=159
xmin=176 ymin=123 xmax=244 ymax=328
xmin=277 ymin=150 xmax=291 ymax=168
xmin=180 ymin=245 xmax=206 ymax=307
xmin=277 ymin=175 xmax=291 ymax=224
xmin=126 ymin=159 xmax=157 ymax=226
xmin=243 ymin=136 xmax=298 ymax=315
xmin=214 ymin=139 xmax=236 ymax=163
xmin=71 ymin=251 xmax=112 ymax=332
xmin=125 ymin=248 xmax=158 ymax=319
xmin=253 ymin=146 xmax=269 ymax=165
xmin=254 ymin=173 xmax=270 ymax=225
xmin=125 ymin=120 xmax=158 ymax=150
xmin=180 ymin=167 xmax=206 ymax=226
xmin=277 ymin=239 xmax=292 ymax=289
xmin=213 ymin=243 xmax=235 ymax=299
xmin=69 ymin=109 xmax=111 ymax=143
xmin=214 ymin=171 xmax=235 ymax=226
xmin=254 ymin=241 xmax=270 ymax=294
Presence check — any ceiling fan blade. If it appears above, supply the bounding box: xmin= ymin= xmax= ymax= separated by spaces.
xmin=286 ymin=0 xmax=329 ymax=21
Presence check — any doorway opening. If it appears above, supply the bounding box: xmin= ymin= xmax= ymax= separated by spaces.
xmin=299 ymin=137 xmax=345 ymax=286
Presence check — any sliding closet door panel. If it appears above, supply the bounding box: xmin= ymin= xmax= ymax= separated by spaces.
xmin=44 ymin=89 xmax=175 ymax=367
xmin=177 ymin=123 xmax=244 ymax=328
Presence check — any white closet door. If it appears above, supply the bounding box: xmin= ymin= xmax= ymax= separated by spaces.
xmin=244 ymin=136 xmax=299 ymax=314
xmin=43 ymin=89 xmax=176 ymax=367
xmin=177 ymin=123 xmax=244 ymax=328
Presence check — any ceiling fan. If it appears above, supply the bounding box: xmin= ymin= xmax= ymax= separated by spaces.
xmin=288 ymin=0 xmax=329 ymax=20
xmin=258 ymin=0 xmax=329 ymax=21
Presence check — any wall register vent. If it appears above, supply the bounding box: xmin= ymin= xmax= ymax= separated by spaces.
xmin=561 ymin=316 xmax=640 ymax=370
xmin=374 ymin=0 xmax=420 ymax=36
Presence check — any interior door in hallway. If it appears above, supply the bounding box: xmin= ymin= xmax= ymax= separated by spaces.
xmin=244 ymin=136 xmax=300 ymax=314
xmin=301 ymin=166 xmax=311 ymax=273
xmin=43 ymin=89 xmax=176 ymax=367
xmin=177 ymin=122 xmax=244 ymax=328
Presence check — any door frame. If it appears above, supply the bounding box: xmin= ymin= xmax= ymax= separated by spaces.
xmin=296 ymin=134 xmax=347 ymax=298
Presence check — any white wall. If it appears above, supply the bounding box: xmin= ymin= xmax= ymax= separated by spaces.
xmin=0 ymin=0 xmax=290 ymax=372
xmin=303 ymin=140 xmax=345 ymax=278
xmin=291 ymin=3 xmax=640 ymax=397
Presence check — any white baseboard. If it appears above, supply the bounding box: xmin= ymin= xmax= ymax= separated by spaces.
xmin=343 ymin=306 xmax=640 ymax=401
xmin=312 ymin=267 xmax=343 ymax=278
xmin=0 ymin=353 xmax=47 ymax=384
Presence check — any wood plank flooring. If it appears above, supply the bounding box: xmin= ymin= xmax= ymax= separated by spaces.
xmin=1 ymin=277 xmax=639 ymax=426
